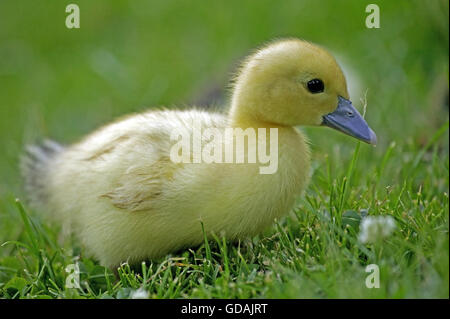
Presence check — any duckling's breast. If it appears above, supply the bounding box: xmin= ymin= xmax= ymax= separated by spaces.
xmin=158 ymin=126 xmax=311 ymax=243
xmin=210 ymin=126 xmax=310 ymax=237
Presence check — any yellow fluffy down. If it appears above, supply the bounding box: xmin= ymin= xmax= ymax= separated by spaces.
xmin=25 ymin=39 xmax=352 ymax=268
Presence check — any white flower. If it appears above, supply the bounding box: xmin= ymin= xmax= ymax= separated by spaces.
xmin=130 ymin=288 xmax=149 ymax=299
xmin=358 ymin=215 xmax=396 ymax=244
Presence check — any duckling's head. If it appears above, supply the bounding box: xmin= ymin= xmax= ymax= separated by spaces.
xmin=230 ymin=39 xmax=376 ymax=144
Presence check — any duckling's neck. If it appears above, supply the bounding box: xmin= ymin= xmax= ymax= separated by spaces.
xmin=228 ymin=109 xmax=287 ymax=131
xmin=228 ymin=101 xmax=308 ymax=158
xmin=228 ymin=100 xmax=281 ymax=129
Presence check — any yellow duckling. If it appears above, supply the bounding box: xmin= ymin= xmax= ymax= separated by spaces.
xmin=22 ymin=39 xmax=376 ymax=268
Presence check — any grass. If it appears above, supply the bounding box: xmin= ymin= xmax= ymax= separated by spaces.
xmin=0 ymin=0 xmax=448 ymax=298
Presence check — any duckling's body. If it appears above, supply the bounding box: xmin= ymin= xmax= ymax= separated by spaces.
xmin=22 ymin=39 xmax=375 ymax=268
xmin=37 ymin=110 xmax=308 ymax=267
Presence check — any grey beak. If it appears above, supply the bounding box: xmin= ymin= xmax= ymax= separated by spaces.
xmin=322 ymin=96 xmax=377 ymax=145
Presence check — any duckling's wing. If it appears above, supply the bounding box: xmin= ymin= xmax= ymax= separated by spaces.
xmin=69 ymin=111 xmax=176 ymax=213
xmin=95 ymin=129 xmax=178 ymax=212
xmin=97 ymin=109 xmax=227 ymax=212
xmin=100 ymin=157 xmax=172 ymax=212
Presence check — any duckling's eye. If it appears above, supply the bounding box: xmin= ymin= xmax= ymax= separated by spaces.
xmin=307 ymin=79 xmax=324 ymax=94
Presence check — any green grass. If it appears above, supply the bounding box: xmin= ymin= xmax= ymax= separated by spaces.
xmin=0 ymin=0 xmax=448 ymax=298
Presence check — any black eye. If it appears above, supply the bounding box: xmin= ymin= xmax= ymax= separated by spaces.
xmin=307 ymin=79 xmax=324 ymax=93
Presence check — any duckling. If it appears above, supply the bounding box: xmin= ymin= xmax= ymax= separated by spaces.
xmin=21 ymin=39 xmax=376 ymax=268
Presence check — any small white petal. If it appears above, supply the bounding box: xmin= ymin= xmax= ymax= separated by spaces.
xmin=358 ymin=215 xmax=396 ymax=243
xmin=130 ymin=288 xmax=149 ymax=299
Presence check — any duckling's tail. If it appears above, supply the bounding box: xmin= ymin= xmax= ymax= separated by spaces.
xmin=20 ymin=139 xmax=64 ymax=211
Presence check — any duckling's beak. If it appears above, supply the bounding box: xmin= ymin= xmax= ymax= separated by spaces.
xmin=322 ymin=96 xmax=377 ymax=145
